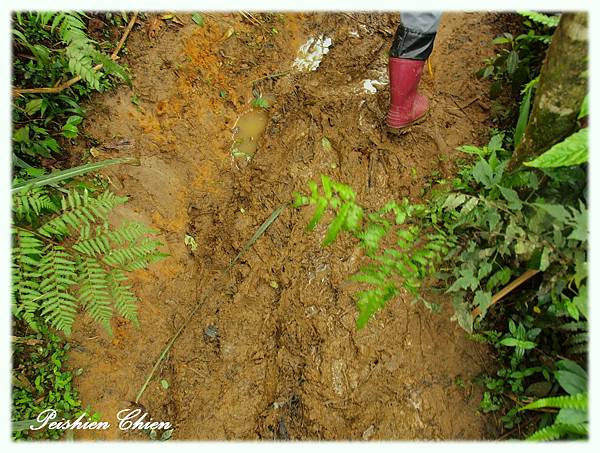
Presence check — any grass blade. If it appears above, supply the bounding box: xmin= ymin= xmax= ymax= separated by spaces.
xmin=12 ymin=157 xmax=139 ymax=193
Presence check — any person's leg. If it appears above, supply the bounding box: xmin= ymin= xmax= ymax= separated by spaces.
xmin=387 ymin=12 xmax=441 ymax=130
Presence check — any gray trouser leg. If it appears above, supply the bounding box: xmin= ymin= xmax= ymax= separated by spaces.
xmin=400 ymin=12 xmax=442 ymax=33
xmin=391 ymin=12 xmax=442 ymax=60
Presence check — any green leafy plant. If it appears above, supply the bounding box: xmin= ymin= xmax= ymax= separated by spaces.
xmin=294 ymin=11 xmax=585 ymax=441
xmin=478 ymin=12 xmax=558 ymax=103
xmin=191 ymin=13 xmax=205 ymax=26
xmin=251 ymin=96 xmax=270 ymax=109
xmin=12 ymin=182 xmax=166 ymax=335
xmin=524 ymin=128 xmax=588 ymax=168
xmin=293 ymin=175 xmax=448 ymax=327
xmin=12 ymin=12 xmax=130 ymax=164
xmin=12 ymin=323 xmax=99 ymax=440
xmin=519 ymin=359 xmax=587 ymax=440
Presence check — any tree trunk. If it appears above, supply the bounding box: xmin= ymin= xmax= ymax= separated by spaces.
xmin=508 ymin=13 xmax=588 ymax=170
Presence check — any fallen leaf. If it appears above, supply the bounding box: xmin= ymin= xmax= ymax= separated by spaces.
xmin=222 ymin=27 xmax=235 ymax=41
xmin=147 ymin=16 xmax=162 ymax=39
xmin=191 ymin=13 xmax=204 ymax=26
xmin=171 ymin=15 xmax=185 ymax=26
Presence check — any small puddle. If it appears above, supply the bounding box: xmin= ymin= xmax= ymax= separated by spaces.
xmin=232 ymin=109 xmax=269 ymax=159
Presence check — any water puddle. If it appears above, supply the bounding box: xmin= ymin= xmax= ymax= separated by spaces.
xmin=231 ymin=110 xmax=268 ymax=159
xmin=231 ymin=96 xmax=274 ymax=160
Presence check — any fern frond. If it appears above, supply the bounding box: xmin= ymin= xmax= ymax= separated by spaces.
xmin=74 ymin=221 xmax=156 ymax=257
xmin=565 ymin=332 xmax=588 ymax=346
xmin=527 ymin=422 xmax=587 ymax=441
xmin=518 ymin=11 xmax=560 ymax=28
xmin=355 ymin=285 xmax=399 ymax=329
xmin=53 ymin=12 xmax=129 ymax=89
xmin=77 ymin=257 xmax=113 ymax=334
xmin=93 ymin=50 xmax=131 ymax=86
xmin=108 ymin=269 xmax=139 ymax=326
xmin=67 ymin=44 xmax=101 ymax=89
xmin=37 ymin=245 xmax=78 ymax=335
xmin=12 ymin=187 xmax=58 ymax=223
xmin=12 ymin=229 xmax=44 ymax=328
xmin=567 ymin=344 xmax=588 ymax=355
xmin=103 ymin=238 xmax=165 ymax=270
xmin=38 ymin=189 xmax=127 ymax=238
xmin=560 ymin=321 xmax=587 ymax=331
xmin=520 ymin=393 xmax=587 ymax=411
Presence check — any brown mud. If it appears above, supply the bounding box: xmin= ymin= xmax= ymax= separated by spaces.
xmin=67 ymin=12 xmax=504 ymax=440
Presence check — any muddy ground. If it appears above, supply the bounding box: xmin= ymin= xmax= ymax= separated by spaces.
xmin=67 ymin=12 xmax=504 ymax=440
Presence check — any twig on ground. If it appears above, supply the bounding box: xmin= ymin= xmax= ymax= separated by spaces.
xmin=250 ymin=71 xmax=290 ymax=85
xmin=472 ymin=269 xmax=541 ymax=318
xmin=134 ymin=204 xmax=287 ymax=404
xmin=239 ymin=11 xmax=265 ymax=30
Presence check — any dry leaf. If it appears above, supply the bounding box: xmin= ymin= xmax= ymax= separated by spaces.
xmin=222 ymin=27 xmax=235 ymax=41
xmin=148 ymin=16 xmax=163 ymax=39
xmin=171 ymin=15 xmax=184 ymax=26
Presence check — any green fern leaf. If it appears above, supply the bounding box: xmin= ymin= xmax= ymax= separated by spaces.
xmin=518 ymin=11 xmax=560 ymax=28
xmin=93 ymin=50 xmax=131 ymax=86
xmin=520 ymin=393 xmax=587 ymax=411
xmin=77 ymin=257 xmax=113 ymax=334
xmin=355 ymin=285 xmax=399 ymax=329
xmin=37 ymin=245 xmax=78 ymax=335
xmin=38 ymin=189 xmax=127 ymax=238
xmin=307 ymin=197 xmax=328 ymax=231
xmin=12 ymin=229 xmax=44 ymax=328
xmin=559 ymin=321 xmax=587 ymax=332
xmin=108 ymin=269 xmax=139 ymax=326
xmin=323 ymin=203 xmax=350 ymax=246
xmin=527 ymin=422 xmax=587 ymax=441
xmin=103 ymin=238 xmax=165 ymax=269
xmin=12 ymin=187 xmax=58 ymax=223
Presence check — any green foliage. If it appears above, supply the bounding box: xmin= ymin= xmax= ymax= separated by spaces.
xmin=519 ymin=360 xmax=587 ymax=440
xmin=12 ymin=185 xmax=166 ymax=336
xmin=12 ymin=12 xmax=130 ymax=164
xmin=478 ymin=12 xmax=557 ymax=123
xmin=518 ymin=11 xmax=561 ymax=28
xmin=12 ymin=323 xmax=99 ymax=440
xmin=294 ymin=175 xmax=448 ymax=328
xmin=191 ymin=13 xmax=205 ymax=26
xmin=295 ymin=134 xmax=587 ymax=440
xmin=524 ymin=128 xmax=588 ymax=168
xmin=251 ymin=96 xmax=270 ymax=109
xmin=11 ymin=12 xmax=152 ymax=442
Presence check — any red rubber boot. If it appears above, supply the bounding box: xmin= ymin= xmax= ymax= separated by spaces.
xmin=386 ymin=57 xmax=429 ymax=131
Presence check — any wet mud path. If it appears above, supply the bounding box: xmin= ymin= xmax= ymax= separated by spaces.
xmin=68 ymin=12 xmax=503 ymax=440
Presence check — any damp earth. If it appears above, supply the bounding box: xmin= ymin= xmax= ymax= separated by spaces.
xmin=66 ymin=12 xmax=506 ymax=440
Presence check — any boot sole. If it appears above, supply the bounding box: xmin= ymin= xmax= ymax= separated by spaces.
xmin=386 ymin=111 xmax=428 ymax=135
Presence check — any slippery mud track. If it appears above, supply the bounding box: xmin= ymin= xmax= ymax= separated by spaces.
xmin=68 ymin=12 xmax=503 ymax=440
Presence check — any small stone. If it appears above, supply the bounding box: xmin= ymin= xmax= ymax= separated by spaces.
xmin=204 ymin=324 xmax=219 ymax=340
xmin=362 ymin=425 xmax=375 ymax=440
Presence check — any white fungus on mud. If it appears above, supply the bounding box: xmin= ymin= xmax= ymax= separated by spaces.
xmin=292 ymin=35 xmax=333 ymax=72
xmin=362 ymin=79 xmax=386 ymax=94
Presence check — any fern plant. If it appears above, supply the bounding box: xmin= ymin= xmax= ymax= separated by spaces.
xmin=518 ymin=11 xmax=561 ymax=29
xmin=13 ymin=12 xmax=130 ymax=90
xmin=519 ymin=359 xmax=587 ymax=440
xmin=293 ymin=175 xmax=449 ymax=327
xmin=12 ymin=185 xmax=166 ymax=336
xmin=55 ymin=12 xmax=130 ymax=89
xmin=12 ymin=12 xmax=130 ymax=162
